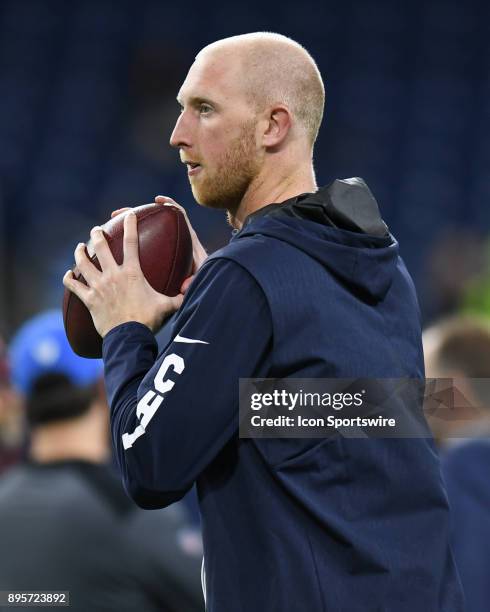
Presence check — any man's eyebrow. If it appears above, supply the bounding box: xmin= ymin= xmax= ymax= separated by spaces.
xmin=176 ymin=95 xmax=218 ymax=108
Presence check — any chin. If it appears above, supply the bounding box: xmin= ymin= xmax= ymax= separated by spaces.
xmin=189 ymin=166 xmax=253 ymax=212
xmin=191 ymin=186 xmax=229 ymax=210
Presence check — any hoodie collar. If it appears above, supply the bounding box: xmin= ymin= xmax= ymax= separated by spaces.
xmin=242 ymin=177 xmax=389 ymax=238
xmin=235 ymin=177 xmax=398 ymax=302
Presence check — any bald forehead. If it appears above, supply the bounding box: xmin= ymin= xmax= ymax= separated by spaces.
xmin=199 ymin=34 xmax=306 ymax=60
xmin=198 ymin=34 xmax=315 ymax=80
xmin=177 ymin=47 xmax=248 ymax=106
xmin=180 ymin=34 xmax=313 ymax=101
xmin=198 ymin=34 xmax=322 ymax=110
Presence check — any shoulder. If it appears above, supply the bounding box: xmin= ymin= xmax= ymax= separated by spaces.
xmin=201 ymin=234 xmax=296 ymax=296
xmin=0 ymin=465 xmax=28 ymax=497
xmin=169 ymin=249 xmax=273 ymax=341
xmin=209 ymin=232 xmax=286 ymax=267
xmin=183 ymin=250 xmax=268 ymax=306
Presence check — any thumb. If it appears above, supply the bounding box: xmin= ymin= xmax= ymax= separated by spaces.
xmin=164 ymin=293 xmax=185 ymax=312
xmin=172 ymin=293 xmax=184 ymax=309
xmin=155 ymin=293 xmax=184 ymax=329
xmin=180 ymin=276 xmax=194 ymax=294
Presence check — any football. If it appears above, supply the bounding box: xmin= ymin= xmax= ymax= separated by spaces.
xmin=63 ymin=203 xmax=193 ymax=358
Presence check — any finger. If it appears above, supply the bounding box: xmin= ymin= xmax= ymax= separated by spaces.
xmin=111 ymin=207 xmax=132 ymax=218
xmin=63 ymin=270 xmax=91 ymax=303
xmin=74 ymin=243 xmax=100 ymax=285
xmin=90 ymin=226 xmax=116 ymax=271
xmin=155 ymin=195 xmax=176 ymax=205
xmin=123 ymin=212 xmax=140 ymax=267
xmin=155 ymin=196 xmax=189 ymax=219
xmin=164 ymin=201 xmax=188 ymax=219
xmin=155 ymin=196 xmax=207 ymax=271
xmin=155 ymin=195 xmax=191 ymax=224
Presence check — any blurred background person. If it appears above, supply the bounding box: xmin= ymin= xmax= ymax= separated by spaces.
xmin=423 ymin=315 xmax=490 ymax=446
xmin=0 ymin=310 xmax=204 ymax=612
xmin=0 ymin=337 xmax=24 ymax=475
xmin=423 ymin=315 xmax=490 ymax=612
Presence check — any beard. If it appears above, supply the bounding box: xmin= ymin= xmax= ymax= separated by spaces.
xmin=189 ymin=118 xmax=261 ymax=217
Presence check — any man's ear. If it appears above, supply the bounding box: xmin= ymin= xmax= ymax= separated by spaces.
xmin=262 ymin=105 xmax=292 ymax=148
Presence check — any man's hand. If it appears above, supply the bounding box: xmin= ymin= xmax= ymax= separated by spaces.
xmin=112 ymin=196 xmax=208 ymax=294
xmin=63 ymin=212 xmax=184 ymax=338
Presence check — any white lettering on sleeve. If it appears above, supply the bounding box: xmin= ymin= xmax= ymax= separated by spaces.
xmin=121 ymin=353 xmax=185 ymax=450
xmin=154 ymin=353 xmax=185 ymax=394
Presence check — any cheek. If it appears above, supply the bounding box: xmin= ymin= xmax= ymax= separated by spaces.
xmin=199 ymin=115 xmax=247 ymax=165
xmin=200 ymin=132 xmax=227 ymax=164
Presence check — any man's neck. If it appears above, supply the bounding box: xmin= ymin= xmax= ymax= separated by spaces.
xmin=229 ymin=162 xmax=317 ymax=229
xmin=29 ymin=419 xmax=109 ymax=464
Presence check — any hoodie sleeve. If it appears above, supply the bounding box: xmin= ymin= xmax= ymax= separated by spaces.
xmin=102 ymin=258 xmax=272 ymax=509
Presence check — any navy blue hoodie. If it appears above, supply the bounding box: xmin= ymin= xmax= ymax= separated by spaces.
xmin=103 ymin=178 xmax=465 ymax=612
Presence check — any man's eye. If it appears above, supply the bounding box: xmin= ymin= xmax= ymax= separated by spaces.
xmin=200 ymin=104 xmax=212 ymax=114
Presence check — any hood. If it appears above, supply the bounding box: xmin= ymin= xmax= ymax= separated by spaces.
xmin=235 ymin=177 xmax=399 ymax=301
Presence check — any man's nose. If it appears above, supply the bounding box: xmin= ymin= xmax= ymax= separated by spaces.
xmin=169 ymin=112 xmax=191 ymax=149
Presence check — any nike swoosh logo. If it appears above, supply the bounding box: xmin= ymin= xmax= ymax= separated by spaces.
xmin=174 ymin=334 xmax=209 ymax=345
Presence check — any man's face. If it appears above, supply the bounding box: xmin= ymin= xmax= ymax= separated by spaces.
xmin=170 ymin=50 xmax=262 ymax=211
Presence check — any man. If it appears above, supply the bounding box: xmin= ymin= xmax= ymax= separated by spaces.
xmin=0 ymin=338 xmax=23 ymax=475
xmin=1 ymin=310 xmax=204 ymax=612
xmin=423 ymin=315 xmax=490 ymax=445
xmin=64 ymin=33 xmax=465 ymax=611
xmin=423 ymin=316 xmax=490 ymax=612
